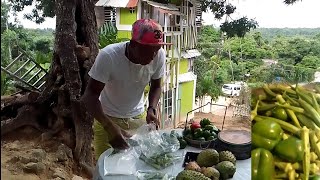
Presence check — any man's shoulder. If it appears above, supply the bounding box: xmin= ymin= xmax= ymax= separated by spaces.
xmin=100 ymin=41 xmax=127 ymax=55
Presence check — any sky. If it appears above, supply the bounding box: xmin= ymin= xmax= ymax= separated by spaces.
xmin=9 ymin=0 xmax=320 ymax=29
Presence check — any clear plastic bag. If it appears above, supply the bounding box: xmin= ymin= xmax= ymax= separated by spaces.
xmin=130 ymin=124 xmax=182 ymax=170
xmin=103 ymin=147 xmax=138 ymax=176
xmin=135 ymin=170 xmax=176 ymax=180
xmin=132 ymin=124 xmax=180 ymax=159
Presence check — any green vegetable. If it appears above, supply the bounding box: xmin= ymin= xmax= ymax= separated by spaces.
xmin=204 ymin=124 xmax=218 ymax=131
xmin=274 ymin=136 xmax=304 ymax=162
xmin=252 ymin=119 xmax=283 ymax=151
xmin=194 ymin=129 xmax=203 ymax=138
xmin=252 ymin=148 xmax=275 ymax=180
xmin=200 ymin=118 xmax=211 ymax=128
xmin=272 ymin=107 xmax=288 ymax=121
xmin=202 ymin=130 xmax=211 ymax=139
xmin=206 ymin=136 xmax=216 ymax=141
xmin=178 ymin=139 xmax=187 ymax=149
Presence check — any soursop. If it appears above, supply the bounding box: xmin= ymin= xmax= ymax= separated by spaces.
xmin=201 ymin=167 xmax=220 ymax=180
xmin=185 ymin=161 xmax=201 ymax=172
xmin=176 ymin=170 xmax=211 ymax=180
xmin=215 ymin=161 xmax=236 ymax=180
xmin=196 ymin=149 xmax=219 ymax=167
xmin=219 ymin=151 xmax=236 ymax=165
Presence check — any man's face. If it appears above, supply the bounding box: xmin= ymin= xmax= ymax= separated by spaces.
xmin=132 ymin=41 xmax=162 ymax=65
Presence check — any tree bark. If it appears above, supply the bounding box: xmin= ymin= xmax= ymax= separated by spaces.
xmin=1 ymin=0 xmax=99 ymax=178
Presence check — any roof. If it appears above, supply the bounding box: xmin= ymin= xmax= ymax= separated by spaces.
xmin=95 ymin=0 xmax=138 ymax=7
xmin=178 ymin=72 xmax=197 ymax=83
xmin=181 ymin=49 xmax=201 ymax=59
xmin=142 ymin=0 xmax=181 ymax=15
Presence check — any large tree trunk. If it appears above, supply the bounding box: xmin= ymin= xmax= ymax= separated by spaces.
xmin=1 ymin=0 xmax=99 ymax=177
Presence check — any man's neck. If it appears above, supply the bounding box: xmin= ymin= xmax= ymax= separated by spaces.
xmin=125 ymin=42 xmax=139 ymax=64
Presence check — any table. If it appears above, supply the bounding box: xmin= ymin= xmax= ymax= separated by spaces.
xmin=93 ymin=129 xmax=251 ymax=180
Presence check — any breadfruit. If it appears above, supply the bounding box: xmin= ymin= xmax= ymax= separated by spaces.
xmin=176 ymin=170 xmax=211 ymax=180
xmin=185 ymin=161 xmax=201 ymax=172
xmin=215 ymin=161 xmax=236 ymax=180
xmin=219 ymin=151 xmax=236 ymax=165
xmin=196 ymin=149 xmax=219 ymax=167
xmin=202 ymin=167 xmax=220 ymax=180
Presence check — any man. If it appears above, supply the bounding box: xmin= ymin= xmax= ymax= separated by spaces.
xmin=81 ymin=19 xmax=170 ymax=159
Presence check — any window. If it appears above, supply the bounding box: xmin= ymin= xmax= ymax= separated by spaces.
xmin=104 ymin=7 xmax=116 ymax=25
xmin=129 ymin=7 xmax=135 ymax=13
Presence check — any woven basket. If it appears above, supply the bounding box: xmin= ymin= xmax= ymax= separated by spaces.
xmin=184 ymin=136 xmax=217 ymax=149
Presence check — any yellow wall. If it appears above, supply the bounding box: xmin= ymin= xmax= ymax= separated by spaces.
xmin=179 ymin=59 xmax=188 ymax=74
xmin=179 ymin=81 xmax=194 ymax=117
xmin=118 ymin=30 xmax=131 ymax=39
xmin=120 ymin=8 xmax=137 ymax=25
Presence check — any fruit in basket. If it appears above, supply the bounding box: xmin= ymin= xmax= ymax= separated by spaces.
xmin=215 ymin=161 xmax=236 ymax=180
xmin=274 ymin=136 xmax=304 ymax=162
xmin=206 ymin=136 xmax=216 ymax=141
xmin=185 ymin=161 xmax=201 ymax=172
xmin=202 ymin=130 xmax=212 ymax=139
xmin=219 ymin=151 xmax=236 ymax=165
xmin=191 ymin=122 xmax=201 ymax=131
xmin=193 ymin=128 xmax=203 ymax=138
xmin=200 ymin=118 xmax=211 ymax=128
xmin=176 ymin=170 xmax=211 ymax=180
xmin=201 ymin=167 xmax=220 ymax=180
xmin=196 ymin=149 xmax=219 ymax=167
xmin=252 ymin=119 xmax=283 ymax=151
xmin=183 ymin=128 xmax=192 ymax=136
xmin=196 ymin=137 xmax=206 ymax=141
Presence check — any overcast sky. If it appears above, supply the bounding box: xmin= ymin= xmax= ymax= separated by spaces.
xmin=9 ymin=0 xmax=320 ymax=29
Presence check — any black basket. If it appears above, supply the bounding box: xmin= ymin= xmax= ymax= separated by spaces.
xmin=184 ymin=135 xmax=218 ymax=149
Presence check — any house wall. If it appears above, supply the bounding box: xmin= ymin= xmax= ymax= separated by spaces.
xmin=95 ymin=6 xmax=105 ymax=29
xmin=179 ymin=59 xmax=189 ymax=74
xmin=119 ymin=8 xmax=137 ymax=25
xmin=118 ymin=30 xmax=131 ymax=39
xmin=178 ymin=80 xmax=195 ymax=124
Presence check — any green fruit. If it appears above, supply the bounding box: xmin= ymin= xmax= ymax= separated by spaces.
xmin=215 ymin=161 xmax=236 ymax=180
xmin=194 ymin=128 xmax=203 ymax=134
xmin=196 ymin=149 xmax=219 ymax=167
xmin=179 ymin=139 xmax=187 ymax=149
xmin=203 ymin=130 xmax=211 ymax=139
xmin=204 ymin=125 xmax=215 ymax=131
xmin=194 ymin=130 xmax=203 ymax=138
xmin=176 ymin=170 xmax=211 ymax=180
xmin=219 ymin=151 xmax=236 ymax=165
xmin=272 ymin=107 xmax=288 ymax=121
xmin=206 ymin=136 xmax=216 ymax=141
xmin=210 ymin=131 xmax=217 ymax=137
xmin=184 ymin=134 xmax=193 ymax=140
xmin=183 ymin=128 xmax=192 ymax=136
xmin=202 ymin=167 xmax=220 ymax=180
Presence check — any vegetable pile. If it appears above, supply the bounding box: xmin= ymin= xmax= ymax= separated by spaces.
xmin=251 ymin=83 xmax=320 ymax=180
xmin=183 ymin=118 xmax=219 ymax=142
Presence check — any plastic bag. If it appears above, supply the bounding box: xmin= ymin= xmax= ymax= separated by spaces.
xmin=103 ymin=147 xmax=138 ymax=176
xmin=132 ymin=124 xmax=180 ymax=159
xmin=135 ymin=170 xmax=176 ymax=180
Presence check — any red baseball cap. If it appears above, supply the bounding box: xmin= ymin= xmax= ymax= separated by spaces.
xmin=131 ymin=19 xmax=173 ymax=46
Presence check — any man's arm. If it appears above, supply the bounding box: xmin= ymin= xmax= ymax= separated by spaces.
xmin=148 ymin=78 xmax=162 ymax=109
xmin=81 ymin=78 xmax=117 ymax=131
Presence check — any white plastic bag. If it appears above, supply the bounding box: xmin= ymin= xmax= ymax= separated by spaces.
xmin=103 ymin=147 xmax=138 ymax=176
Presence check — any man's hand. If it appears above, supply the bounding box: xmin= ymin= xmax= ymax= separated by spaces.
xmin=146 ymin=107 xmax=159 ymax=129
xmin=106 ymin=123 xmax=131 ymax=150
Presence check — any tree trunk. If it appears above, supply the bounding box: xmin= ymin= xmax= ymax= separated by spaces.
xmin=1 ymin=0 xmax=99 ymax=178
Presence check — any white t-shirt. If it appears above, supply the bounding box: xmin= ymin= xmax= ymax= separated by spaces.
xmin=88 ymin=42 xmax=166 ymax=118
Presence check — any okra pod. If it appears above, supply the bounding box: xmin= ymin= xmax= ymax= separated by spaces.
xmin=301 ymin=126 xmax=310 ymax=180
xmin=296 ymin=113 xmax=319 ymax=131
xmin=263 ymin=84 xmax=278 ymax=97
xmin=297 ymin=98 xmax=320 ymax=127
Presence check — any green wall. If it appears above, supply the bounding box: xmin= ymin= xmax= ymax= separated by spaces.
xmin=179 ymin=81 xmax=194 ymax=116
xmin=118 ymin=30 xmax=131 ymax=39
xmin=120 ymin=8 xmax=137 ymax=25
xmin=179 ymin=59 xmax=188 ymax=74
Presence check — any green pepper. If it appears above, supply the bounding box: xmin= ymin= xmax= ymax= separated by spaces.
xmin=204 ymin=124 xmax=218 ymax=131
xmin=274 ymin=136 xmax=304 ymax=162
xmin=178 ymin=139 xmax=187 ymax=149
xmin=200 ymin=118 xmax=211 ymax=128
xmin=202 ymin=130 xmax=211 ymax=139
xmin=252 ymin=119 xmax=283 ymax=151
xmin=252 ymin=148 xmax=275 ymax=180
